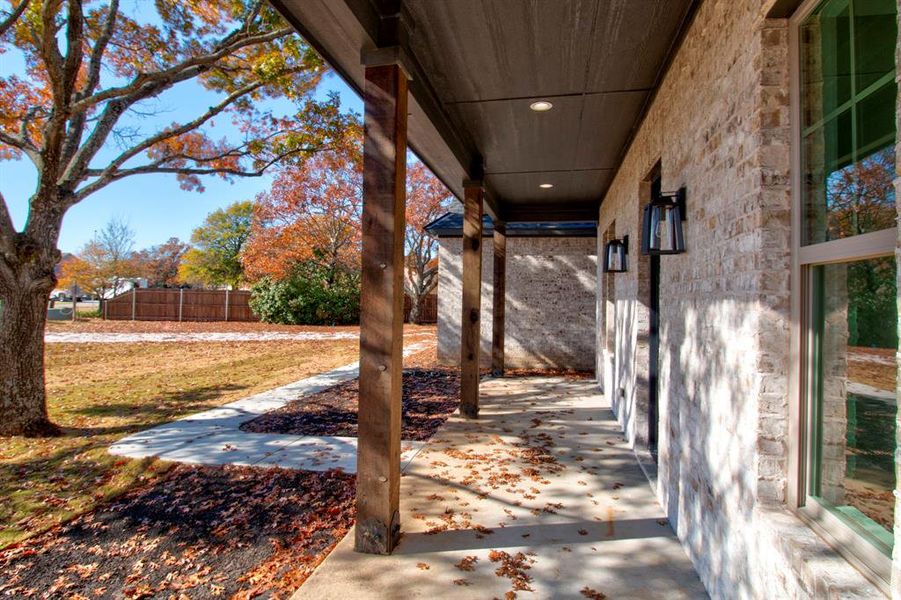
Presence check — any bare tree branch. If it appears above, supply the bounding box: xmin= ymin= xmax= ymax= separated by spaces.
xmin=62 ymin=0 xmax=85 ymax=96
xmin=57 ymin=97 xmax=127 ymax=188
xmin=0 ymin=130 xmax=29 ymax=151
xmin=62 ymin=0 xmax=121 ymax=165
xmin=82 ymin=0 xmax=119 ymax=98
xmin=64 ymin=80 xmax=265 ymax=187
xmin=61 ymin=55 xmax=236 ymax=185
xmin=38 ymin=0 xmax=66 ymax=100
xmin=60 ymin=12 xmax=305 ymax=185
xmin=36 ymin=0 xmax=80 ymax=198
xmin=0 ymin=0 xmax=30 ymax=39
xmin=72 ymin=145 xmax=315 ymax=202
xmin=67 ymin=27 xmax=293 ymax=116
xmin=0 ymin=129 xmax=40 ymax=165
xmin=20 ymin=106 xmax=46 ymax=145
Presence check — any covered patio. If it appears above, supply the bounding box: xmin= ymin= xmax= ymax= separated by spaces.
xmin=270 ymin=0 xmax=901 ymax=598
xmin=270 ymin=0 xmax=695 ymax=556
xmin=296 ymin=376 xmax=706 ymax=599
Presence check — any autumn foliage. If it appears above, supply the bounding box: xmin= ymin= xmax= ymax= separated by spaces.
xmin=243 ymin=145 xmax=450 ymax=324
xmin=404 ymin=161 xmax=452 ymax=323
xmin=0 ymin=0 xmax=357 ymax=436
xmin=822 ymin=147 xmax=896 ymax=241
xmin=243 ymin=140 xmax=363 ymax=281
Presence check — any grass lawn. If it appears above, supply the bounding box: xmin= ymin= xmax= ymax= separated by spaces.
xmin=0 ymin=338 xmax=362 ymax=548
xmin=45 ymin=317 xmax=362 ymax=334
xmin=1 ymin=330 xmax=441 ymax=598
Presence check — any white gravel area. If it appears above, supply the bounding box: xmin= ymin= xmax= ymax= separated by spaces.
xmin=45 ymin=331 xmax=360 ymax=344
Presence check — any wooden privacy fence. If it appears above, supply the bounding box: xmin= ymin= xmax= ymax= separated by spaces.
xmin=104 ymin=288 xmax=257 ymax=322
xmin=404 ymin=294 xmax=437 ymax=324
xmin=105 ymin=288 xmax=433 ymax=323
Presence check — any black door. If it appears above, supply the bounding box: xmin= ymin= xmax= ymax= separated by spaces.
xmin=649 ymin=177 xmax=661 ymax=460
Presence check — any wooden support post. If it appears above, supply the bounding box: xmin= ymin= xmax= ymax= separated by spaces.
xmin=178 ymin=288 xmax=184 ymax=322
xmin=224 ymin=289 xmax=230 ymax=322
xmin=354 ymin=62 xmax=408 ymax=555
xmin=131 ymin=287 xmax=136 ymax=321
xmin=460 ymin=181 xmax=484 ymax=419
xmin=491 ymin=221 xmax=506 ymax=377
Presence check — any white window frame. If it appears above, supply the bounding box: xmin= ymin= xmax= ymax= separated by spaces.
xmin=788 ymin=0 xmax=897 ymax=591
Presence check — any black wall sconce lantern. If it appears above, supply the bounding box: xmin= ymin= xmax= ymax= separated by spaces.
xmin=641 ymin=187 xmax=686 ymax=255
xmin=603 ymin=235 xmax=629 ymax=273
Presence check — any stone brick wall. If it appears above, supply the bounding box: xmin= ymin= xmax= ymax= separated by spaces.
xmin=596 ymin=0 xmax=892 ymax=597
xmin=437 ymin=236 xmax=596 ymax=370
xmin=893 ymin=6 xmax=901 ymax=598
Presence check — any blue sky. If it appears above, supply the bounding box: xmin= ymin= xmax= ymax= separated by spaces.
xmin=0 ymin=17 xmax=364 ymax=254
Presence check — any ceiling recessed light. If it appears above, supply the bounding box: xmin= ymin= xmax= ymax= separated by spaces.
xmin=539 ymin=183 xmax=554 ymax=189
xmin=529 ymin=100 xmax=553 ymax=112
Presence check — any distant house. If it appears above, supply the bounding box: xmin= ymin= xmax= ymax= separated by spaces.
xmin=51 ymin=276 xmax=148 ymax=301
xmin=102 ymin=278 xmax=148 ymax=299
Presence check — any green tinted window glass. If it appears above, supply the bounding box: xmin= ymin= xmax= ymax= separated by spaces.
xmin=809 ymin=256 xmax=898 ymax=555
xmin=855 ymin=0 xmax=897 ymax=90
xmin=800 ymin=0 xmax=897 ymax=245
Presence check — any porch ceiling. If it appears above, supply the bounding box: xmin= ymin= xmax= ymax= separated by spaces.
xmin=271 ymin=0 xmax=696 ymax=222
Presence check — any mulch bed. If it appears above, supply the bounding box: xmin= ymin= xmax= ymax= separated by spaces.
xmin=503 ymin=368 xmax=593 ymax=380
xmin=241 ymin=368 xmax=461 ymax=442
xmin=0 ymin=465 xmax=355 ymax=599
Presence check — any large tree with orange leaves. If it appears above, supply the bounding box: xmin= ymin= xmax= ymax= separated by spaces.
xmin=404 ymin=161 xmax=451 ymax=324
xmin=244 ymin=142 xmax=363 ymax=282
xmin=0 ymin=0 xmax=354 ymax=436
xmin=245 ymin=152 xmax=451 ymax=325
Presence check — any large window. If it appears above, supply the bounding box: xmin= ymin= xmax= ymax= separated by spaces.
xmin=796 ymin=0 xmax=897 ymax=585
xmin=800 ymin=0 xmax=897 ymax=246
xmin=808 ymin=257 xmax=897 ymax=554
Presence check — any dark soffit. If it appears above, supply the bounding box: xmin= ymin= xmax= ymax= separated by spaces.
xmin=425 ymin=212 xmax=597 ymax=238
xmin=271 ymin=0 xmax=697 ymax=222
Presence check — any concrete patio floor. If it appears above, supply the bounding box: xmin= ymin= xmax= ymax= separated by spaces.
xmin=295 ymin=376 xmax=708 ymax=599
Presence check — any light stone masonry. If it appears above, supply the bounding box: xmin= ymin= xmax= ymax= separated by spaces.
xmin=596 ymin=0 xmax=896 ymax=597
xmin=437 ymin=236 xmax=596 ymax=370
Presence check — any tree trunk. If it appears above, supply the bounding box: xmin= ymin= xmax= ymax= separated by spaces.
xmin=409 ymin=293 xmax=422 ymax=325
xmin=0 ymin=265 xmax=61 ymax=437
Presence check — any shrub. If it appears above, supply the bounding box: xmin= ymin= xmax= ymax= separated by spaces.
xmin=250 ymin=262 xmax=360 ymax=325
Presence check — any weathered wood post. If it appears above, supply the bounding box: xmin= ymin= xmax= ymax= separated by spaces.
xmin=491 ymin=221 xmax=506 ymax=377
xmin=354 ymin=56 xmax=409 ymax=555
xmin=131 ymin=286 xmax=136 ymax=320
xmin=224 ymin=289 xmax=230 ymax=322
xmin=460 ymin=181 xmax=484 ymax=418
xmin=178 ymin=288 xmax=184 ymax=322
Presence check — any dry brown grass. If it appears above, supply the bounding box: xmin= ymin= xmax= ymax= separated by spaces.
xmin=46 ymin=317 xmax=359 ymax=334
xmin=0 ymin=337 xmax=364 ymax=548
xmin=46 ymin=318 xmax=437 ymax=336
xmin=848 ymin=346 xmax=896 ymax=392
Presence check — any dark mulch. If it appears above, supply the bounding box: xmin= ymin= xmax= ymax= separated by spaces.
xmin=0 ymin=465 xmax=355 ymax=599
xmin=503 ymin=368 xmax=594 ymax=380
xmin=241 ymin=368 xmax=461 ymax=441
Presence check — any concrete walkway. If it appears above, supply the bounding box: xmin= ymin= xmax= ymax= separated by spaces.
xmin=295 ymin=377 xmax=708 ymax=599
xmin=108 ymin=345 xmax=429 ymax=472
